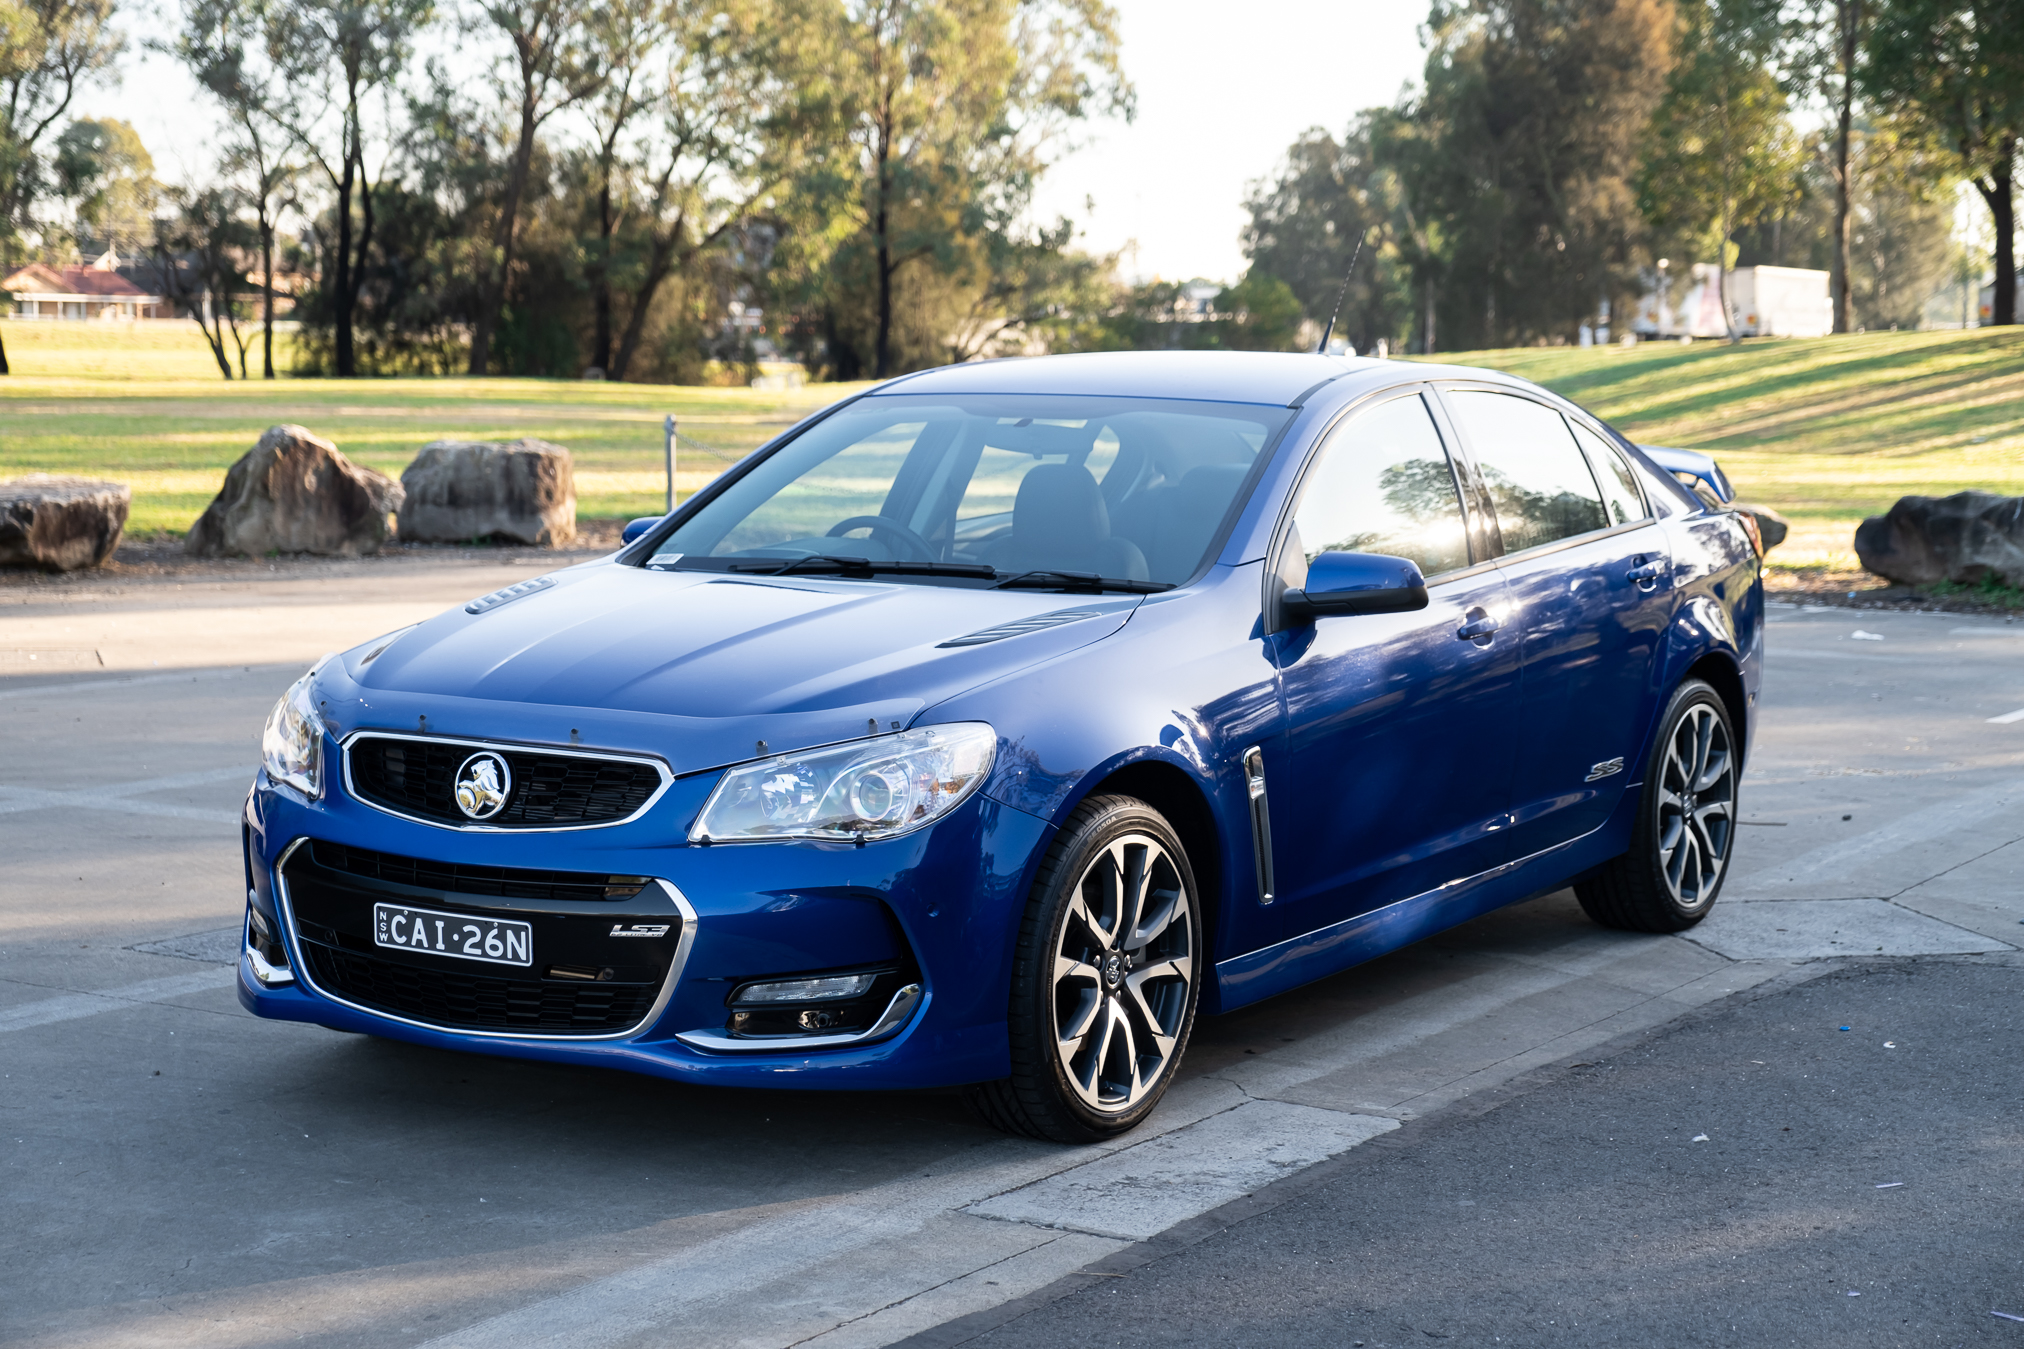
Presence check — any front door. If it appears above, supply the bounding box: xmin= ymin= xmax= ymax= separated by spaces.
xmin=1440 ymin=388 xmax=1676 ymax=855
xmin=1265 ymin=390 xmax=1522 ymax=939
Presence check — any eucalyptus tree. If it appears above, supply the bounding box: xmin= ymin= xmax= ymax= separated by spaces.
xmin=812 ymin=0 xmax=1131 ymax=379
xmin=1862 ymin=0 xmax=2024 ymax=325
xmin=464 ymin=0 xmax=608 ymax=375
xmin=1637 ymin=0 xmax=1801 ymax=342
xmin=0 ymin=0 xmax=123 ymax=373
xmin=265 ymin=0 xmax=433 ymax=377
xmin=168 ymin=0 xmax=297 ymax=377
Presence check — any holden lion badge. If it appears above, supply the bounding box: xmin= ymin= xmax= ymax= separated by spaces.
xmin=454 ymin=751 xmax=512 ymax=820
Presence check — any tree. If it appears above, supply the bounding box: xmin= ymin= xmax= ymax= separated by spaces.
xmin=266 ymin=0 xmax=432 ymax=377
xmin=1862 ymin=0 xmax=2024 ymax=325
xmin=0 ymin=0 xmax=123 ymax=373
xmin=1787 ymin=1 xmax=1870 ymax=332
xmin=1639 ymin=0 xmax=1802 ymax=342
xmin=464 ymin=0 xmax=605 ymax=375
xmin=168 ymin=0 xmax=297 ymax=378
xmin=52 ymin=116 xmax=156 ymax=252
xmin=800 ymin=0 xmax=1131 ymax=378
xmin=150 ymin=186 xmax=256 ymax=378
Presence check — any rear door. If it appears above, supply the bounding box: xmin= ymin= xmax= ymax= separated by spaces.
xmin=1263 ymin=388 xmax=1521 ymax=938
xmin=1437 ymin=387 xmax=1675 ymax=855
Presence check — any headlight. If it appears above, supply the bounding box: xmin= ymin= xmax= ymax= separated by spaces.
xmin=261 ymin=671 xmax=325 ymax=798
xmin=691 ymin=723 xmax=995 ymax=843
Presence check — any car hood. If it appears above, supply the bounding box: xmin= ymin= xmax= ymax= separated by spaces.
xmin=332 ymin=561 xmax=1140 ymax=776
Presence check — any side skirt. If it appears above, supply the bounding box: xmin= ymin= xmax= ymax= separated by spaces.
xmin=1211 ymin=786 xmax=1641 ymax=1013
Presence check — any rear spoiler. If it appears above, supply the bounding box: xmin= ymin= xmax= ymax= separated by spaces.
xmin=1637 ymin=444 xmax=1734 ymax=505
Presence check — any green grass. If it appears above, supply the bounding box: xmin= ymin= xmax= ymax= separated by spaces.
xmin=2 ymin=321 xmax=2019 ymax=559
xmin=1427 ymin=329 xmax=2024 ymax=567
xmin=0 ymin=320 xmax=866 ymax=533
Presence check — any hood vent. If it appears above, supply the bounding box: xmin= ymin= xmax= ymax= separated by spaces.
xmin=465 ymin=575 xmax=556 ymax=615
xmin=938 ymin=608 xmax=1102 ymax=648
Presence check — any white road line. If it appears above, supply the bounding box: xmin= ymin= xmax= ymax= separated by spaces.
xmin=0 ymin=663 xmax=296 ymax=702
xmin=1988 ymin=708 xmax=2024 ymax=725
xmin=0 ymin=968 xmax=237 ymax=1033
xmin=1750 ymin=776 xmax=2024 ymax=889
xmin=0 ymin=765 xmax=250 ymax=823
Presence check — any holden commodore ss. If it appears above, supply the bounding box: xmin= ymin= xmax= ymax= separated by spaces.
xmin=240 ymin=350 xmax=1763 ymax=1142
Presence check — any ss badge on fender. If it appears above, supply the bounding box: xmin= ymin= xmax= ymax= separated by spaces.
xmin=1585 ymin=757 xmax=1625 ymax=783
xmin=610 ymin=923 xmax=671 ymax=938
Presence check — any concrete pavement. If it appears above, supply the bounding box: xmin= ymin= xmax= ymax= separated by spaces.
xmin=2 ymin=570 xmax=2019 ymax=1348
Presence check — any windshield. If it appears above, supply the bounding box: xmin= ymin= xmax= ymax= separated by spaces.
xmin=641 ymin=394 xmax=1292 ymax=589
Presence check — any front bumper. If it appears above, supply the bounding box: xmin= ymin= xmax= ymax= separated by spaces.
xmin=238 ymin=751 xmax=1051 ymax=1091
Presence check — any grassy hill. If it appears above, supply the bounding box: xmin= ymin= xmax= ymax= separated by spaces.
xmin=1440 ymin=328 xmax=2024 ymax=569
xmin=1 ymin=320 xmax=2018 ymax=566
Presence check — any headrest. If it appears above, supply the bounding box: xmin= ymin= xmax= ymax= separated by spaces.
xmin=1011 ymin=463 xmax=1109 ymax=572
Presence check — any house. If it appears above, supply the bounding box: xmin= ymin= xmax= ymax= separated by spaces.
xmin=3 ymin=248 xmax=164 ymax=319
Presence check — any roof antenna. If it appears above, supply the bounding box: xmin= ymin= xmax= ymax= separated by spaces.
xmin=1314 ymin=232 xmax=1366 ymax=355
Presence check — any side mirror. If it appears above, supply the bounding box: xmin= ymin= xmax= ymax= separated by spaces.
xmin=621 ymin=516 xmax=665 ymax=545
xmin=1281 ymin=551 xmax=1430 ymax=622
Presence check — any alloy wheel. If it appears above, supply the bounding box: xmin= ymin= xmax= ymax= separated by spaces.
xmin=1655 ymin=702 xmax=1735 ymax=909
xmin=1049 ymin=833 xmax=1194 ymax=1114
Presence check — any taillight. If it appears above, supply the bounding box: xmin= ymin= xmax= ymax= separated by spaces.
xmin=1735 ymin=509 xmax=1764 ymax=558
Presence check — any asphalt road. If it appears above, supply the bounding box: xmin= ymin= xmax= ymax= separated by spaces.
xmin=2 ymin=565 xmax=2021 ymax=1349
xmin=955 ymin=956 xmax=2024 ymax=1349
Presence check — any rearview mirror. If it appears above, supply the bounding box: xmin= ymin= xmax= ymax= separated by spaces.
xmin=621 ymin=515 xmax=665 ymax=545
xmin=1281 ymin=551 xmax=1430 ymax=622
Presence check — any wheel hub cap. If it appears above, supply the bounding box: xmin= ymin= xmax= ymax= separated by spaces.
xmin=1049 ymin=833 xmax=1195 ymax=1115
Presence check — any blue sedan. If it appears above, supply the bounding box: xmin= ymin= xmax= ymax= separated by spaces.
xmin=240 ymin=351 xmax=1763 ymax=1142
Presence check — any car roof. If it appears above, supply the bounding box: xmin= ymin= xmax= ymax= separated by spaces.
xmin=875 ymin=350 xmax=1396 ymax=407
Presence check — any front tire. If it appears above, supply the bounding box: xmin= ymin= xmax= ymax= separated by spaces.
xmin=969 ymin=795 xmax=1201 ymax=1143
xmin=1576 ymin=678 xmax=1739 ymax=933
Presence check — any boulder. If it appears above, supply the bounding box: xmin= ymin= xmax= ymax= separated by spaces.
xmin=0 ymin=475 xmax=130 ymax=571
xmin=186 ymin=425 xmax=403 ymax=558
xmin=1854 ymin=490 xmax=2024 ymax=588
xmin=1732 ymin=502 xmax=1789 ymax=550
xmin=397 ymin=438 xmax=576 ymax=546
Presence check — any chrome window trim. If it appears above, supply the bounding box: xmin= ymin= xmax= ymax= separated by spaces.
xmin=674 ymin=981 xmax=925 ymax=1053
xmin=340 ymin=730 xmax=674 ymax=833
xmin=273 ymin=835 xmax=698 ymax=1042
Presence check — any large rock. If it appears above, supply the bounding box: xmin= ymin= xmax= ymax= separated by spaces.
xmin=397 ymin=439 xmax=576 ymax=546
xmin=1732 ymin=501 xmax=1789 ymax=550
xmin=0 ymin=475 xmax=130 ymax=571
xmin=186 ymin=425 xmax=403 ymax=558
xmin=1854 ymin=491 xmax=2024 ymax=588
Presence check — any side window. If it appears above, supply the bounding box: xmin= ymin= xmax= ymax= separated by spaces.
xmin=1569 ymin=422 xmax=1649 ymax=526
xmin=1291 ymin=393 xmax=1471 ymax=579
xmin=1447 ymin=391 xmax=1608 ymax=553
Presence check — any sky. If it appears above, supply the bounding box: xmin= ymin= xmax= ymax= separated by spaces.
xmin=85 ymin=0 xmax=1431 ymax=287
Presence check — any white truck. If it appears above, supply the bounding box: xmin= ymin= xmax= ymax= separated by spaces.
xmin=1633 ymin=263 xmax=1832 ymax=340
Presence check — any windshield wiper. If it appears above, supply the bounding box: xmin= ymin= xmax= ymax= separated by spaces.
xmin=991 ymin=569 xmax=1172 ymax=594
xmin=726 ymin=554 xmax=998 ymax=580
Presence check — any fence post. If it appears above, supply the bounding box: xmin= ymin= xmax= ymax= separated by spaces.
xmin=663 ymin=414 xmax=677 ymax=514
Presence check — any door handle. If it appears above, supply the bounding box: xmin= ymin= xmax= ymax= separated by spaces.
xmin=1626 ymin=559 xmax=1668 ymax=589
xmin=1456 ymin=613 xmax=1500 ymax=643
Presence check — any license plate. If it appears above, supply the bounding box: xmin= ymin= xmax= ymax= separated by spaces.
xmin=373 ymin=903 xmax=532 ymax=967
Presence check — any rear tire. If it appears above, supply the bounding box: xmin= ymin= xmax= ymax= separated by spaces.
xmin=1576 ymin=679 xmax=1739 ymax=933
xmin=968 ymin=795 xmax=1201 ymax=1143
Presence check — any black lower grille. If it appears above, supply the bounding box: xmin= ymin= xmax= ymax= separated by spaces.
xmin=310 ymin=840 xmax=649 ymax=904
xmin=302 ymin=942 xmax=658 ymax=1032
xmin=347 ymin=736 xmax=664 ymax=828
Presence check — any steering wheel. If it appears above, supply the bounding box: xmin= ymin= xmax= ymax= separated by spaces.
xmin=824 ymin=515 xmax=939 ymax=563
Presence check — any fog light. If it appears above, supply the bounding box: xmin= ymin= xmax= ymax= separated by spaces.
xmin=733 ymin=972 xmax=878 ymax=1005
xmin=797 ymin=1008 xmax=841 ymax=1031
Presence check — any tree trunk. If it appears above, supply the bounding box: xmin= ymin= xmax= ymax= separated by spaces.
xmin=1422 ymin=273 xmax=1436 ymax=355
xmin=334 ymin=153 xmax=356 ymax=377
xmin=260 ymin=217 xmax=275 ymax=379
xmin=1829 ymin=0 xmax=1857 ymax=333
xmin=0 ymin=332 xmax=10 ymax=375
xmin=609 ymin=231 xmax=680 ymax=381
xmin=1978 ymin=142 xmax=2016 ymax=326
xmin=470 ymin=90 xmax=541 ymax=376
xmin=873 ymin=117 xmax=894 ymax=379
xmin=591 ymin=176 xmax=614 ymax=373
